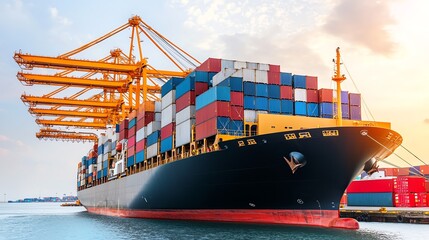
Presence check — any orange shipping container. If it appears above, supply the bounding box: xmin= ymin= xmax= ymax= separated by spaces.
xmin=420 ymin=165 xmax=429 ymax=175
xmin=398 ymin=168 xmax=409 ymax=176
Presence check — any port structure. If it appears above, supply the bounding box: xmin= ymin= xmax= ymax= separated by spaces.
xmin=14 ymin=15 xmax=200 ymax=142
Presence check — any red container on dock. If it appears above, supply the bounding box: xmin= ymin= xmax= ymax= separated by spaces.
xmin=196 ymin=101 xmax=230 ymax=125
xmin=269 ymin=64 xmax=280 ymax=73
xmin=195 ymin=82 xmax=209 ymax=96
xmin=347 ymin=179 xmax=394 ymax=193
xmin=230 ymin=92 xmax=244 ymax=106
xmin=176 ymin=91 xmax=195 ymax=112
xmin=306 ymin=89 xmax=319 ymax=103
xmin=318 ymin=89 xmax=333 ymax=103
xmin=161 ymin=123 xmax=175 ymax=140
xmin=394 ymin=176 xmax=426 ymax=193
xmin=414 ymin=192 xmax=428 ymax=207
xmin=268 ymin=72 xmax=280 ymax=85
xmin=196 ymin=58 xmax=221 ymax=72
xmin=394 ymin=193 xmax=416 ymax=207
xmin=119 ymin=129 xmax=128 ymax=141
xmin=305 ymin=76 xmax=318 ymax=90
xmin=230 ymin=106 xmax=244 ymax=120
xmin=280 ymin=86 xmax=293 ymax=100
xmin=397 ymin=168 xmax=410 ymax=176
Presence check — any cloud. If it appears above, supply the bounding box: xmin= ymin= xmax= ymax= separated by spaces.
xmin=0 ymin=148 xmax=9 ymax=157
xmin=424 ymin=118 xmax=429 ymax=124
xmin=49 ymin=7 xmax=71 ymax=26
xmin=323 ymin=0 xmax=397 ymax=56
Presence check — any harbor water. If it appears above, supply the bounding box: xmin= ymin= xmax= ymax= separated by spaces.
xmin=0 ymin=203 xmax=428 ymax=240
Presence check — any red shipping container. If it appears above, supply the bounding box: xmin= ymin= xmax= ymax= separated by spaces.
xmin=379 ymin=168 xmax=395 ymax=176
xmin=128 ymin=147 xmax=135 ymax=157
xmin=394 ymin=193 xmax=416 ymax=207
xmin=136 ymin=139 xmax=146 ymax=152
xmin=394 ymin=176 xmax=426 ymax=193
xmin=319 ymin=89 xmax=333 ymax=103
xmin=129 ymin=110 xmax=137 ymax=120
xmin=269 ymin=64 xmax=280 ymax=73
xmin=347 ymin=179 xmax=394 ymax=193
xmin=414 ymin=192 xmax=427 ymax=207
xmin=195 ymin=117 xmax=218 ymax=141
xmin=230 ymin=106 xmax=244 ymax=120
xmin=144 ymin=112 xmax=155 ymax=126
xmin=267 ymin=72 xmax=280 ymax=85
xmin=195 ymin=82 xmax=209 ymax=96
xmin=136 ymin=118 xmax=145 ymax=130
xmin=306 ymin=89 xmax=319 ymax=103
xmin=340 ymin=193 xmax=347 ymax=205
xmin=196 ymin=101 xmax=230 ymax=125
xmin=280 ymin=86 xmax=293 ymax=99
xmin=128 ymin=126 xmax=136 ymax=137
xmin=391 ymin=168 xmax=400 ymax=176
xmin=425 ymin=181 xmax=429 ymax=192
xmin=128 ymin=135 xmax=136 ymax=148
xmin=420 ymin=165 xmax=429 ymax=175
xmin=161 ymin=123 xmax=175 ymax=140
xmin=120 ymin=119 xmax=129 ymax=131
xmin=195 ymin=58 xmax=221 ymax=72
xmin=230 ymin=92 xmax=244 ymax=106
xmin=176 ymin=91 xmax=196 ymax=112
xmin=306 ymin=76 xmax=318 ymax=90
xmin=397 ymin=168 xmax=410 ymax=176
xmin=119 ymin=129 xmax=128 ymax=141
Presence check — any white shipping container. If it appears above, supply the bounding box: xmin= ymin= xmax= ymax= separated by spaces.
xmin=97 ymin=162 xmax=102 ymax=171
xmin=244 ymin=110 xmax=257 ymax=122
xmin=234 ymin=61 xmax=247 ymax=69
xmin=247 ymin=62 xmax=258 ymax=70
xmin=175 ymin=119 xmax=195 ymax=147
xmin=176 ymin=105 xmax=196 ymax=125
xmin=136 ymin=127 xmax=147 ymax=142
xmin=115 ymin=132 xmax=119 ymax=141
xmin=212 ymin=68 xmax=236 ymax=86
xmin=147 ymin=121 xmax=161 ymax=134
xmin=221 ymin=59 xmax=234 ymax=69
xmin=103 ymin=140 xmax=112 ymax=154
xmin=106 ymin=128 xmax=115 ymax=140
xmin=88 ymin=164 xmax=95 ymax=174
xmin=161 ymin=90 xmax=175 ymax=110
xmin=161 ymin=104 xmax=176 ymax=128
xmin=294 ymin=88 xmax=307 ymax=102
xmin=97 ymin=155 xmax=103 ymax=164
xmin=255 ymin=70 xmax=268 ymax=84
xmin=155 ymin=101 xmax=162 ymax=113
xmin=258 ymin=63 xmax=269 ymax=71
xmin=103 ymin=153 xmax=110 ymax=162
xmin=146 ymin=144 xmax=158 ymax=158
xmin=155 ymin=112 xmax=162 ymax=122
xmin=114 ymin=160 xmax=125 ymax=175
xmin=242 ymin=69 xmax=256 ymax=82
xmin=98 ymin=134 xmax=107 ymax=146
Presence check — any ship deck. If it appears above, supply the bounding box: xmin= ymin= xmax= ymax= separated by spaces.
xmin=340 ymin=206 xmax=429 ymax=224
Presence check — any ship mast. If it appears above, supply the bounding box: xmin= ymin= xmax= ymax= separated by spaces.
xmin=332 ymin=47 xmax=346 ymax=126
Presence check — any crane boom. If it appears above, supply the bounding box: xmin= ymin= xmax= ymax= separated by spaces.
xmin=36 ymin=119 xmax=106 ymax=129
xmin=21 ymin=95 xmax=121 ymax=108
xmin=29 ymin=108 xmax=109 ymax=118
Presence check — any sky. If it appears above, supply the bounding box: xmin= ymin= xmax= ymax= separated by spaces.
xmin=0 ymin=0 xmax=428 ymax=201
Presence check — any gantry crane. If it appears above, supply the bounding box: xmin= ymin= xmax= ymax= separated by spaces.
xmin=15 ymin=15 xmax=200 ymax=142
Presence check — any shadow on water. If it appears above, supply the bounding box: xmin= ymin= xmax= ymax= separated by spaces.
xmin=72 ymin=211 xmax=399 ymax=240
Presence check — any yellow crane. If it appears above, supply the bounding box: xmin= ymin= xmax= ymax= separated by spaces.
xmin=15 ymin=15 xmax=200 ymax=142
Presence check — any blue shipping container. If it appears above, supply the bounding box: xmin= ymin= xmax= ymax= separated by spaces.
xmin=102 ymin=160 xmax=108 ymax=169
xmin=216 ymin=117 xmax=230 ymax=134
xmin=293 ymin=75 xmax=306 ymax=89
xmin=128 ymin=118 xmax=137 ymax=128
xmin=147 ymin=131 xmax=160 ymax=146
xmin=255 ymin=97 xmax=268 ymax=111
xmin=333 ymin=103 xmax=350 ymax=119
xmin=319 ymin=102 xmax=333 ymax=117
xmin=281 ymin=100 xmax=293 ymax=114
xmin=195 ymin=71 xmax=209 ymax=82
xmin=228 ymin=120 xmax=244 ymax=136
xmin=208 ymin=72 xmax=217 ymax=82
xmin=127 ymin=156 xmax=135 ymax=168
xmin=103 ymin=168 xmax=108 ymax=177
xmin=161 ymin=77 xmax=185 ymax=96
xmin=160 ymin=136 xmax=173 ymax=153
xmin=307 ymin=103 xmax=319 ymax=117
xmin=341 ymin=91 xmax=349 ymax=104
xmin=280 ymin=72 xmax=292 ymax=86
xmin=97 ymin=170 xmax=102 ymax=179
xmin=195 ymin=86 xmax=230 ymax=110
xmin=347 ymin=193 xmax=393 ymax=207
xmin=115 ymin=124 xmax=120 ymax=133
xmin=255 ymin=84 xmax=268 ymax=97
xmin=136 ymin=151 xmax=145 ymax=164
xmin=268 ymin=99 xmax=281 ymax=113
xmin=243 ymin=82 xmax=255 ymax=96
xmin=268 ymin=84 xmax=280 ymax=99
xmin=244 ymin=96 xmax=256 ymax=110
xmin=294 ymin=102 xmax=307 ymax=116
xmin=176 ymin=76 xmax=195 ymax=100
xmin=218 ymin=77 xmax=243 ymax=92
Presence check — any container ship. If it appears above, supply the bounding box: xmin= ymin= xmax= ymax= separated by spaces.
xmin=14 ymin=16 xmax=402 ymax=230
xmin=75 ymin=52 xmax=402 ymax=230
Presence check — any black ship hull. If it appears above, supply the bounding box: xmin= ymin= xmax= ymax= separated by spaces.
xmin=78 ymin=126 xmax=402 ymax=229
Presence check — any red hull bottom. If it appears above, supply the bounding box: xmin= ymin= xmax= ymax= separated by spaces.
xmin=86 ymin=207 xmax=359 ymax=230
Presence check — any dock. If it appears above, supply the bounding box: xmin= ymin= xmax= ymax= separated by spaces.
xmin=340 ymin=206 xmax=429 ymax=224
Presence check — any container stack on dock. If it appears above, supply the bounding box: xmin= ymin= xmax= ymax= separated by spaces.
xmin=346 ymin=176 xmax=428 ymax=207
xmin=76 ymin=57 xmax=364 ymax=189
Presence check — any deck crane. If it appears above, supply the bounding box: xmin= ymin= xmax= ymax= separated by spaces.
xmin=15 ymin=15 xmax=200 ymax=142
